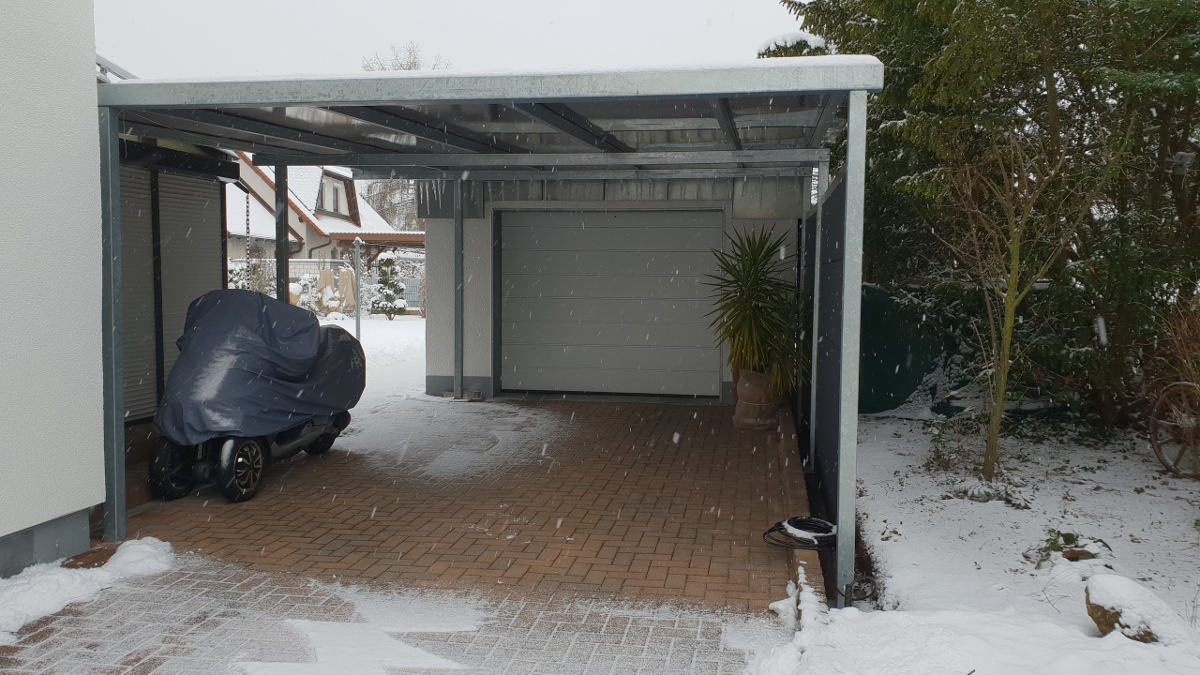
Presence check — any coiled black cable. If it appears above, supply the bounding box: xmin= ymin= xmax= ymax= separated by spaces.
xmin=762 ymin=517 xmax=837 ymax=550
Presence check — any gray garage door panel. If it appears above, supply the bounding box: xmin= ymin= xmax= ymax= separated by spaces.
xmin=504 ymin=321 xmax=712 ymax=347
xmin=501 ymin=224 xmax=715 ymax=251
xmin=500 ymin=210 xmax=722 ymax=396
xmin=503 ymin=274 xmax=710 ymax=300
xmin=503 ymin=298 xmax=711 ymax=324
xmin=504 ymin=344 xmax=718 ymax=371
xmin=503 ymin=250 xmax=714 ymax=277
xmin=507 ymin=367 xmax=720 ymax=397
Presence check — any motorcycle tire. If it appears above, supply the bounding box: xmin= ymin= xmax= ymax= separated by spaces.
xmin=148 ymin=437 xmax=195 ymax=501
xmin=304 ymin=434 xmax=337 ymax=456
xmin=216 ymin=437 xmax=267 ymax=503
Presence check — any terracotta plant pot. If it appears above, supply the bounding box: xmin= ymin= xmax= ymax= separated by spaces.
xmin=731 ymin=369 xmax=781 ymax=429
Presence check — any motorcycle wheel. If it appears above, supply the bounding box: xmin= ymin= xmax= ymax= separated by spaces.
xmin=217 ymin=437 xmax=267 ymax=503
xmin=149 ymin=438 xmax=195 ymax=501
xmin=304 ymin=433 xmax=337 ymax=456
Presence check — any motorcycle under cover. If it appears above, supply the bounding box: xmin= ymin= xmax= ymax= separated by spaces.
xmin=154 ymin=289 xmax=366 ymax=446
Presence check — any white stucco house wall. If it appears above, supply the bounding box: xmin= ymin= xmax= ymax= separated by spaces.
xmin=0 ymin=1 xmax=107 ymax=575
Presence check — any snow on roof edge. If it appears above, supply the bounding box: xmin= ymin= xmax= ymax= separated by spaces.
xmin=101 ymin=55 xmax=883 ymax=86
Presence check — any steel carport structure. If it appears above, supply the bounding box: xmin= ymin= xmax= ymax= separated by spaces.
xmin=96 ymin=56 xmax=883 ymax=606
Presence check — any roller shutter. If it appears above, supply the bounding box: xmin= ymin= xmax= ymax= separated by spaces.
xmin=158 ymin=171 xmax=224 ymax=377
xmin=120 ymin=167 xmax=157 ymax=420
xmin=500 ymin=210 xmax=722 ymax=396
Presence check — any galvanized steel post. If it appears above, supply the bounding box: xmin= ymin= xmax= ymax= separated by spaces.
xmin=274 ymin=165 xmax=289 ymax=301
xmin=453 ymin=179 xmax=464 ymax=399
xmin=99 ymin=107 xmax=126 ymax=543
xmin=809 ymin=160 xmax=828 ymax=471
xmin=836 ymin=90 xmax=869 ymax=606
xmin=353 ymin=237 xmax=363 ymax=341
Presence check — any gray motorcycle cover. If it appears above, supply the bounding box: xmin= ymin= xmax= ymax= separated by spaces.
xmin=154 ymin=289 xmax=366 ymax=446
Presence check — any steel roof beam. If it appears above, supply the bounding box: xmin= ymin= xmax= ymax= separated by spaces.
xmin=155 ymin=109 xmax=389 ymax=155
xmin=805 ymin=92 xmax=844 ymax=147
xmin=328 ymin=105 xmax=524 ymax=154
xmin=708 ymin=98 xmax=742 ymax=151
xmin=119 ymin=119 xmax=302 ymax=156
xmin=351 ymin=167 xmax=815 ymax=181
xmin=123 ymin=110 xmax=341 ymax=156
xmin=511 ymin=103 xmax=633 ymax=153
xmin=252 ymin=148 xmax=827 ymax=168
xmin=439 ymin=109 xmax=823 ymax=134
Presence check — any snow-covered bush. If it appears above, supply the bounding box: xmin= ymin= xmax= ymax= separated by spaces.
xmin=295 ymin=274 xmax=322 ymax=315
xmin=228 ymin=257 xmax=274 ymax=295
xmin=373 ymin=252 xmax=408 ymax=320
xmin=358 ymin=282 xmax=382 ymax=314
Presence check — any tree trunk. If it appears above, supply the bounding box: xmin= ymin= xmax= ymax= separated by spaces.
xmin=983 ymin=236 xmax=1022 ymax=482
xmin=983 ymin=299 xmax=1015 ymax=481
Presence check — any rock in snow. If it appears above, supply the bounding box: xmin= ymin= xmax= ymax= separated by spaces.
xmin=1086 ymin=574 xmax=1195 ymax=646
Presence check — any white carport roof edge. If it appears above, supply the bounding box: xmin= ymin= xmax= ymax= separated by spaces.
xmin=96 ymin=56 xmax=883 ymax=108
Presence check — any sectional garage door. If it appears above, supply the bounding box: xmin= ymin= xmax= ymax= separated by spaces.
xmin=501 ymin=210 xmax=723 ymax=396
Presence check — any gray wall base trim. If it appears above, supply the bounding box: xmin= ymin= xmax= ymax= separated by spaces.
xmin=0 ymin=509 xmax=91 ymax=578
xmin=426 ymin=375 xmax=494 ymax=398
xmin=721 ymin=381 xmax=735 ymax=405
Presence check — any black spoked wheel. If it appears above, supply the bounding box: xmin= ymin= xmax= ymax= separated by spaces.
xmin=217 ymin=437 xmax=267 ymax=502
xmin=304 ymin=434 xmax=337 ymax=456
xmin=148 ymin=437 xmax=195 ymax=500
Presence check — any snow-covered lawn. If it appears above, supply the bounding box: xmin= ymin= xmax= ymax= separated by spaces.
xmin=755 ymin=412 xmax=1200 ymax=674
xmin=320 ymin=313 xmax=426 ymax=391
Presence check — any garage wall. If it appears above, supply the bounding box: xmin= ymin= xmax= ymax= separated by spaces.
xmin=424 ymin=177 xmax=807 ymax=398
xmin=0 ymin=1 xmax=106 ymax=543
xmin=425 ymin=217 xmax=493 ymax=392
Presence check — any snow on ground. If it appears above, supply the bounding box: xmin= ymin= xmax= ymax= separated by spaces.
xmin=753 ymin=409 xmax=1200 ymax=674
xmin=337 ymin=586 xmax=493 ymax=633
xmin=321 ymin=314 xmax=570 ymax=479
xmin=0 ymin=538 xmax=174 ymax=645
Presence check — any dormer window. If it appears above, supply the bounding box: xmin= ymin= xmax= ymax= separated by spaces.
xmin=331 ymin=184 xmax=340 ymax=212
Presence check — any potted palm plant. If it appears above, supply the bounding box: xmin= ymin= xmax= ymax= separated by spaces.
xmin=706 ymin=229 xmax=806 ymax=429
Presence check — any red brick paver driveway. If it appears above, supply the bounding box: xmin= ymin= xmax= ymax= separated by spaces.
xmin=127 ymin=400 xmax=819 ymax=612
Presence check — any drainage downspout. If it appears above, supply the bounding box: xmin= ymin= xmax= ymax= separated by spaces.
xmin=309 ymin=237 xmax=332 ymax=258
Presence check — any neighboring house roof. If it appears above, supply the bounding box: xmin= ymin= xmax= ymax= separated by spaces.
xmin=224 ymin=184 xmax=300 ymax=242
xmin=239 ymin=153 xmax=409 ymax=245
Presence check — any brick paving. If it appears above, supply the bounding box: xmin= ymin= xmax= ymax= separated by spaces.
xmin=124 ymin=401 xmax=818 ymax=611
xmin=1 ymin=400 xmax=822 ymax=674
xmin=0 ymin=554 xmax=792 ymax=674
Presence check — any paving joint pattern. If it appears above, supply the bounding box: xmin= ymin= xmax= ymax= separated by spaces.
xmin=0 ymin=556 xmax=790 ymax=674
xmin=125 ymin=401 xmax=819 ymax=611
xmin=2 ymin=401 xmax=820 ymax=673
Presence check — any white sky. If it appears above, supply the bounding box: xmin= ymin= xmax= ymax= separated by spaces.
xmin=93 ymin=0 xmax=800 ymax=80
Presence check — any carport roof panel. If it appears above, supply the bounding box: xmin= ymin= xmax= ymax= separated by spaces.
xmin=97 ymin=56 xmax=883 ymax=109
